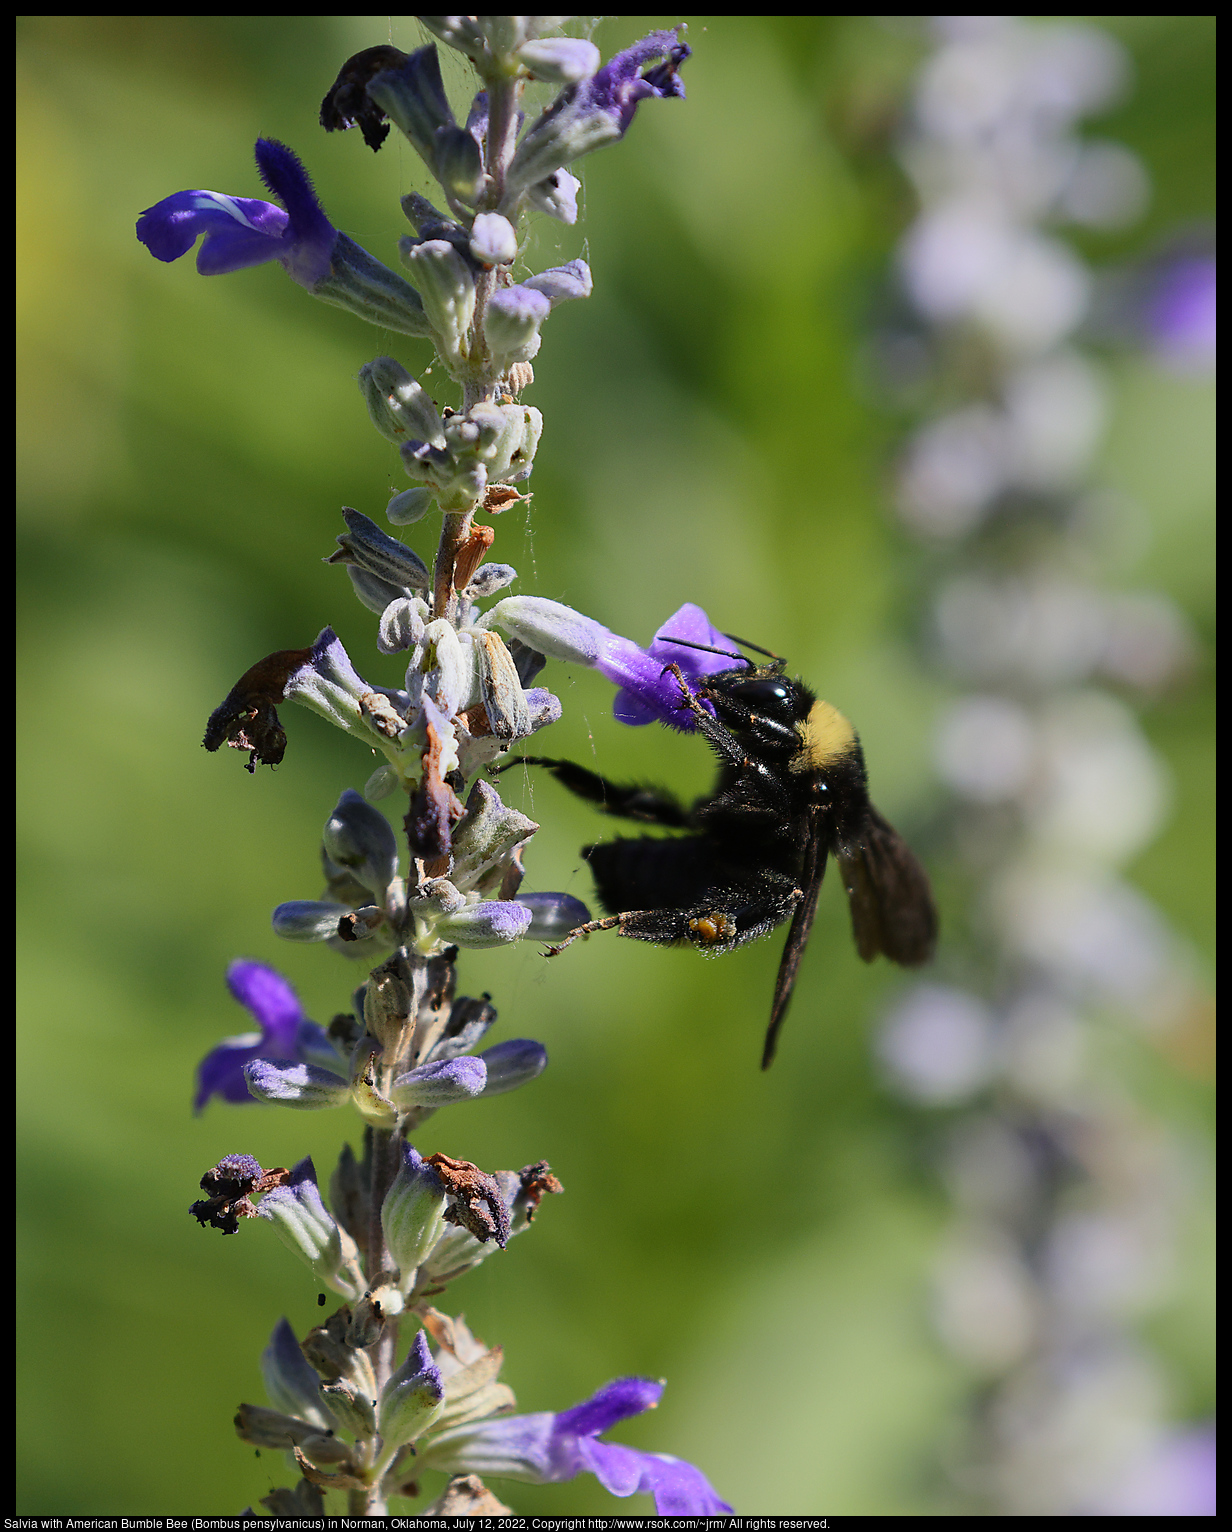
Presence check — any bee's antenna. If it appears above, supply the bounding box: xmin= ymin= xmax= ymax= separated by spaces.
xmin=661 ymin=636 xmax=755 ymax=666
xmin=722 ymin=633 xmax=781 ymax=661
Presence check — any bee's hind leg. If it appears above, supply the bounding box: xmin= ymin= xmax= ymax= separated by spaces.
xmin=543 ymin=913 xmax=644 ymax=956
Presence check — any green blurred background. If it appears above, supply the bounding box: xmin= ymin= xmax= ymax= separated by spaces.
xmin=16 ymin=14 xmax=1214 ymax=1515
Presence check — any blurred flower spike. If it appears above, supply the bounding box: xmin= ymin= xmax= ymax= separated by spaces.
xmin=1147 ymin=253 xmax=1216 ymax=373
xmin=145 ymin=13 xmax=731 ymax=1515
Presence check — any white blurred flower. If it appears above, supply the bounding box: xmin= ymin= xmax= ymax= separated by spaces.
xmin=932 ymin=573 xmax=1107 ymax=687
xmin=897 ymin=404 xmax=1009 ymax=535
xmin=934 ymin=694 xmax=1036 ymax=803
xmin=990 ymin=864 xmax=1174 ymax=1008
xmin=988 ymin=1341 xmax=1168 ymax=1514
xmin=932 ymin=1227 xmax=1039 ymax=1370
xmin=1027 ymin=691 xmax=1169 ymax=865
xmin=998 ymin=992 xmax=1087 ymax=1103
xmin=877 ymin=983 xmax=996 ymax=1103
xmin=1003 ymin=351 xmax=1107 ymax=492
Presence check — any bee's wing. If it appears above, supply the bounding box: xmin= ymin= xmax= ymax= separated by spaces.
xmin=837 ymin=804 xmax=937 ymax=966
xmin=762 ymin=805 xmax=828 ymax=1070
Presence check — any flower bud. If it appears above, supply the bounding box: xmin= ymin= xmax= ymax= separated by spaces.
xmin=435 ymin=899 xmax=534 ymax=949
xmin=503 ymin=31 xmax=688 ymax=206
xmin=400 ymin=239 xmax=476 ymax=371
xmin=386 ymin=486 xmax=436 ymax=525
xmin=323 ymin=789 xmax=399 ymax=897
xmin=431 ymin=994 xmax=498 ymax=1060
xmin=244 ymin=1057 xmax=350 ymax=1109
xmin=379 ymin=596 xmax=427 ymax=655
xmin=382 ymin=1141 xmax=449 ymax=1283
xmin=409 ymin=878 xmax=469 ymax=920
xmin=434 ymin=124 xmax=484 ymax=205
xmin=391 ymin=1055 xmax=488 ymax=1110
xmin=234 ymin=1404 xmax=324 ymax=1450
xmin=261 ymin=1318 xmax=336 ymax=1433
xmin=478 ymin=1038 xmax=549 ymax=1096
xmin=320 ymin=1378 xmax=377 ymax=1438
xmin=272 ymin=900 xmax=355 ymax=942
xmin=377 ymin=1330 xmax=445 ymax=1452
xmin=365 ymin=46 xmax=454 ymax=173
xmin=416 ymin=16 xmax=486 ymax=60
xmin=474 ymin=630 xmax=533 ymax=741
xmin=257 ymin=1158 xmax=363 ymax=1298
xmin=363 ymin=955 xmax=414 ymax=1049
xmin=516 ymin=37 xmax=601 ymax=84
xmin=526 ymin=169 xmax=581 ymax=225
xmin=450 ymin=778 xmax=537 ymax=891
xmin=422 ymin=619 xmax=475 ymax=716
xmin=524 ymin=259 xmax=593 ymax=306
xmin=466 ymin=563 xmax=518 ymax=599
xmin=475 ymin=16 xmax=527 ymax=57
xmin=330 ymin=506 xmax=430 ymax=593
xmin=347 ymin=564 xmax=406 ymax=615
xmin=359 ymin=357 xmax=446 ymax=447
xmin=484 ymin=285 xmax=551 ymax=368
xmin=469 ymin=212 xmax=517 ymax=268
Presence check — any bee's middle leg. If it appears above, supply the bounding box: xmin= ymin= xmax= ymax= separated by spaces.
xmin=491 ymin=756 xmax=690 ymax=827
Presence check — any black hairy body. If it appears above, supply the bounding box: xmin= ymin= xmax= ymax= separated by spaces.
xmin=499 ymin=659 xmax=937 ymax=1067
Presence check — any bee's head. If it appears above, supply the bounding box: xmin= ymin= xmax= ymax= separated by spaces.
xmin=701 ymin=661 xmax=812 ymax=754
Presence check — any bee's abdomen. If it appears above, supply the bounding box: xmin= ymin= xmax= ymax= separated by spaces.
xmin=584 ymin=835 xmax=730 ymax=915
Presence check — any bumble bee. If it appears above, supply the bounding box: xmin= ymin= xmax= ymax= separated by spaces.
xmin=498 ymin=645 xmax=937 ymax=1067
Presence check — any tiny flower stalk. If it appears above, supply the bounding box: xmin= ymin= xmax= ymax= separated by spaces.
xmin=147 ymin=16 xmax=722 ymax=1515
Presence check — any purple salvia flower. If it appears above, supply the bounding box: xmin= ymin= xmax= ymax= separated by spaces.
xmin=503 ymin=30 xmax=689 ymax=207
xmin=137 ymin=139 xmax=336 ymax=288
xmin=488 ymin=598 xmax=739 ymax=729
xmin=422 ymin=1376 xmax=732 ymax=1515
xmin=605 ymin=602 xmax=743 ymax=727
xmin=588 ymin=31 xmax=691 ymax=132
xmin=193 ymin=960 xmax=336 ymax=1113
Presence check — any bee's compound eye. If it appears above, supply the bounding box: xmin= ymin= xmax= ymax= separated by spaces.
xmin=725 ymin=677 xmax=794 ymax=714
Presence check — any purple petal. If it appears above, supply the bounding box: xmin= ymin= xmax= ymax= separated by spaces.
xmin=587 ymin=30 xmax=690 ymax=133
xmin=600 ymin=604 xmax=738 ymax=730
xmin=578 ymin=1437 xmax=735 ymax=1511
xmin=252 ymin=139 xmax=337 ymax=286
xmin=646 ymin=603 xmax=737 ymax=673
xmin=555 ymin=1377 xmax=664 ymax=1438
xmin=226 ymin=959 xmax=303 ymax=1049
xmin=577 ymin=1438 xmax=649 ymax=1496
xmin=137 ymin=189 xmax=289 ymax=266
xmin=193 ymin=1035 xmax=264 ymax=1112
xmin=137 ymin=139 xmax=336 ymax=290
xmin=193 ymin=962 xmax=345 ymax=1113
xmin=194 ymin=960 xmax=310 ymax=1113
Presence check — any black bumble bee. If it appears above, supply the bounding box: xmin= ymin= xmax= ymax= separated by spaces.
xmin=497 ymin=642 xmax=937 ymax=1067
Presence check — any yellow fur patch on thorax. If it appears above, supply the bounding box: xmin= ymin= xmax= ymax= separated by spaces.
xmin=792 ymin=699 xmax=857 ymax=771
